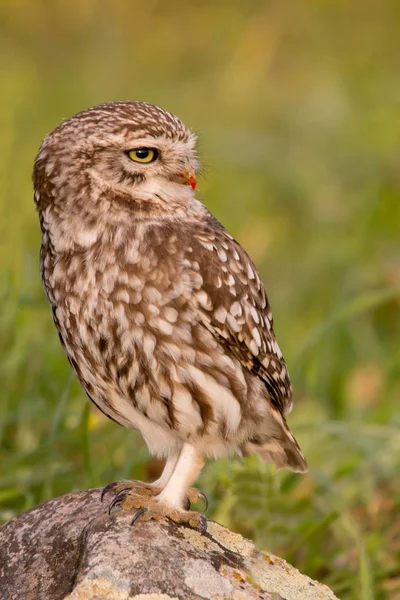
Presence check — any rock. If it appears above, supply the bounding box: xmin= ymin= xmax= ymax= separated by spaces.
xmin=0 ymin=488 xmax=339 ymax=600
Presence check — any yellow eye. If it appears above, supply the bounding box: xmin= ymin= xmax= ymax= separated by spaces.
xmin=127 ymin=148 xmax=158 ymax=163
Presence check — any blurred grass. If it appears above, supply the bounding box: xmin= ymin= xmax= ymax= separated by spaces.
xmin=1 ymin=1 xmax=400 ymax=598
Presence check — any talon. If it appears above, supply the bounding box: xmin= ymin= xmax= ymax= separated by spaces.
xmin=198 ymin=491 xmax=208 ymax=512
xmin=183 ymin=497 xmax=191 ymax=511
xmin=108 ymin=486 xmax=132 ymax=515
xmin=108 ymin=496 xmax=122 ymax=515
xmin=186 ymin=488 xmax=208 ymax=512
xmin=131 ymin=507 xmax=148 ymax=526
xmin=101 ymin=482 xmax=118 ymax=503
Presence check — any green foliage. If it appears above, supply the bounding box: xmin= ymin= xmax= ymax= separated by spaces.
xmin=1 ymin=2 xmax=400 ymax=599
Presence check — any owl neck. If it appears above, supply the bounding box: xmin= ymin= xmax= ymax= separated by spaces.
xmin=39 ymin=190 xmax=207 ymax=255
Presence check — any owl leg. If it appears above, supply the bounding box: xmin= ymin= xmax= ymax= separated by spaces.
xmin=155 ymin=444 xmax=208 ymax=510
xmin=150 ymin=450 xmax=180 ymax=488
xmin=157 ymin=443 xmax=205 ymax=509
xmin=118 ymin=444 xmax=207 ymax=528
xmin=146 ymin=448 xmax=207 ymax=510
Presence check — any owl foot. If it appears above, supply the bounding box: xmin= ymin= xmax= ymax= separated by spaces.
xmin=112 ymin=491 xmax=206 ymax=529
xmin=101 ymin=480 xmax=207 ymax=513
xmin=100 ymin=480 xmax=161 ymax=504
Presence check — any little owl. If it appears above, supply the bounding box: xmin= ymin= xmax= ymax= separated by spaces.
xmin=34 ymin=101 xmax=307 ymax=527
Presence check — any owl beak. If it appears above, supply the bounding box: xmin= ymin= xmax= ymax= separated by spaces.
xmin=175 ymin=163 xmax=197 ymax=190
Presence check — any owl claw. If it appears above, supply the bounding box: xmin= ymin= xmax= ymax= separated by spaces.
xmin=101 ymin=482 xmax=119 ymax=503
xmin=198 ymin=491 xmax=208 ymax=511
xmin=186 ymin=488 xmax=208 ymax=512
xmin=130 ymin=507 xmax=149 ymax=526
xmin=108 ymin=486 xmax=133 ymax=515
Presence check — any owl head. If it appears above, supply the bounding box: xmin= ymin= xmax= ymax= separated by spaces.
xmin=34 ymin=101 xmax=200 ymax=220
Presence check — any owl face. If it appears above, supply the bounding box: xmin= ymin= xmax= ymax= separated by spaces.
xmin=34 ymin=101 xmax=200 ymax=216
xmin=90 ymin=126 xmax=199 ymax=200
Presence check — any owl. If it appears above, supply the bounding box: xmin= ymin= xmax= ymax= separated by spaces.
xmin=33 ymin=101 xmax=307 ymax=527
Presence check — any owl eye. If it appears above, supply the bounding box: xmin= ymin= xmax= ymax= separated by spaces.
xmin=127 ymin=148 xmax=158 ymax=163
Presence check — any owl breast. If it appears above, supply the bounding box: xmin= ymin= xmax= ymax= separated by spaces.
xmin=41 ymin=222 xmax=266 ymax=457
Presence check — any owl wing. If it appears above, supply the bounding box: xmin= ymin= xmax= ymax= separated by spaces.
xmin=187 ymin=217 xmax=293 ymax=415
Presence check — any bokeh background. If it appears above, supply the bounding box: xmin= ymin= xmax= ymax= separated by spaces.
xmin=1 ymin=1 xmax=400 ymax=598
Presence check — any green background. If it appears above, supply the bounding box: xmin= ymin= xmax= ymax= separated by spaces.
xmin=1 ymin=2 xmax=400 ymax=598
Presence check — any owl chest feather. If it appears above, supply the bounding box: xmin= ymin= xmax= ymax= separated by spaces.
xmin=43 ymin=230 xmax=187 ymax=376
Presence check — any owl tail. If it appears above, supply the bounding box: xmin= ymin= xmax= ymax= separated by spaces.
xmin=244 ymin=409 xmax=308 ymax=473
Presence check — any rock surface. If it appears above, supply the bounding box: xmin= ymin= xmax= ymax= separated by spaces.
xmin=0 ymin=488 xmax=339 ymax=600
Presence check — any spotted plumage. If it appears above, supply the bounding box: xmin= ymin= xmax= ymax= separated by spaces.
xmin=34 ymin=101 xmax=307 ymax=523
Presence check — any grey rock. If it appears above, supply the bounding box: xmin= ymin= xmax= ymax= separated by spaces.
xmin=0 ymin=488 xmax=339 ymax=600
